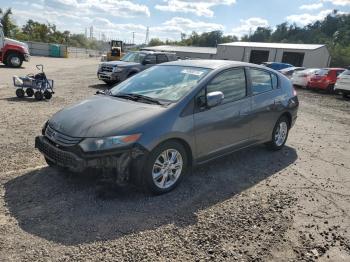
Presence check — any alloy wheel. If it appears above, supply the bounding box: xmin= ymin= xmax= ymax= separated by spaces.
xmin=152 ymin=149 xmax=183 ymax=189
xmin=274 ymin=121 xmax=288 ymax=147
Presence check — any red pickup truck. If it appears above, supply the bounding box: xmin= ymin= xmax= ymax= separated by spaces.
xmin=308 ymin=68 xmax=346 ymax=92
xmin=0 ymin=23 xmax=30 ymax=68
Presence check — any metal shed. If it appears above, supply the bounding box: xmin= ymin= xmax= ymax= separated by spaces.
xmin=215 ymin=42 xmax=331 ymax=68
xmin=141 ymin=45 xmax=217 ymax=60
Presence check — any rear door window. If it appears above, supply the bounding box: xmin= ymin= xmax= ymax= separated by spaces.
xmin=206 ymin=68 xmax=247 ymax=103
xmin=156 ymin=54 xmax=168 ymax=64
xmin=145 ymin=55 xmax=156 ymax=64
xmin=249 ymin=69 xmax=274 ymax=95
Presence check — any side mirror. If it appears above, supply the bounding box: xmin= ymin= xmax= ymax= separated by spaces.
xmin=142 ymin=59 xmax=152 ymax=65
xmin=206 ymin=91 xmax=224 ymax=108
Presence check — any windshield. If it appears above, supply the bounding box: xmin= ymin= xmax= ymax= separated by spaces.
xmin=315 ymin=69 xmax=329 ymax=76
xmin=340 ymin=70 xmax=350 ymax=76
xmin=121 ymin=52 xmax=146 ymax=63
xmin=110 ymin=65 xmax=211 ymax=102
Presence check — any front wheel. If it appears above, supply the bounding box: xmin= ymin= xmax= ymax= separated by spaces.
xmin=266 ymin=116 xmax=290 ymax=151
xmin=7 ymin=53 xmax=23 ymax=68
xmin=143 ymin=141 xmax=188 ymax=195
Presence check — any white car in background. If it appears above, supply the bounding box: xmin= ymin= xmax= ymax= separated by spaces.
xmin=280 ymin=67 xmax=306 ymax=79
xmin=291 ymin=68 xmax=319 ymax=88
xmin=335 ymin=69 xmax=350 ymax=98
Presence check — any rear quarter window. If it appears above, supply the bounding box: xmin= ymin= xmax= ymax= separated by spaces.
xmin=249 ymin=68 xmax=275 ymax=95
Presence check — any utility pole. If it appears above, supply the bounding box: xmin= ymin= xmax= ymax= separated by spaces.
xmin=132 ymin=32 xmax=135 ymax=45
xmin=145 ymin=27 xmax=149 ymax=45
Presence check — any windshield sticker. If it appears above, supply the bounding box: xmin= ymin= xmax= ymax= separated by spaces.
xmin=181 ymin=69 xmax=204 ymax=76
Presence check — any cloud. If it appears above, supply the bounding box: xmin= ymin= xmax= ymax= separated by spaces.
xmin=149 ymin=17 xmax=224 ymax=41
xmin=231 ymin=17 xmax=269 ymax=37
xmin=286 ymin=9 xmax=333 ymax=25
xmin=43 ymin=0 xmax=150 ymax=18
xmin=155 ymin=0 xmax=236 ymax=17
xmin=323 ymin=0 xmax=350 ymax=6
xmin=300 ymin=3 xmax=323 ymax=10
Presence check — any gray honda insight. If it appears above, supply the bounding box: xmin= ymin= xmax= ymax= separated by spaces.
xmin=35 ymin=60 xmax=299 ymax=194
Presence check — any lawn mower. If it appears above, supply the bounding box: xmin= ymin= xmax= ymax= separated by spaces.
xmin=13 ymin=64 xmax=54 ymax=100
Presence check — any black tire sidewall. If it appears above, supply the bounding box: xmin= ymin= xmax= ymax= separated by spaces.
xmin=26 ymin=88 xmax=34 ymax=97
xmin=34 ymin=91 xmax=43 ymax=100
xmin=143 ymin=141 xmax=188 ymax=195
xmin=16 ymin=89 xmax=25 ymax=98
xmin=269 ymin=116 xmax=290 ymax=150
xmin=44 ymin=91 xmax=52 ymax=99
xmin=7 ymin=53 xmax=23 ymax=68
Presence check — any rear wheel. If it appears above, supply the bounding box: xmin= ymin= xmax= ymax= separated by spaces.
xmin=103 ymin=80 xmax=117 ymax=86
xmin=266 ymin=116 xmax=290 ymax=151
xmin=327 ymin=84 xmax=335 ymax=94
xmin=34 ymin=91 xmax=43 ymax=100
xmin=26 ymin=88 xmax=34 ymax=97
xmin=45 ymin=157 xmax=56 ymax=167
xmin=142 ymin=141 xmax=188 ymax=195
xmin=7 ymin=52 xmax=23 ymax=68
xmin=44 ymin=90 xmax=52 ymax=99
xmin=343 ymin=92 xmax=350 ymax=99
xmin=16 ymin=88 xmax=25 ymax=98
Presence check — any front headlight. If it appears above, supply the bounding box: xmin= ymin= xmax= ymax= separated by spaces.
xmin=79 ymin=134 xmax=142 ymax=152
xmin=113 ymin=67 xmax=124 ymax=73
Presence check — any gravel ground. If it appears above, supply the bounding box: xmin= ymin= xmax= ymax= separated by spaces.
xmin=0 ymin=57 xmax=349 ymax=261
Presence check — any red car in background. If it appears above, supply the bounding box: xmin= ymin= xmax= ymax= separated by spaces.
xmin=308 ymin=68 xmax=346 ymax=92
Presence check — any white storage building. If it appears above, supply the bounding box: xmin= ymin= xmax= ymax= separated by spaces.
xmin=216 ymin=42 xmax=330 ymax=68
xmin=143 ymin=42 xmax=331 ymax=68
xmin=141 ymin=45 xmax=217 ymax=60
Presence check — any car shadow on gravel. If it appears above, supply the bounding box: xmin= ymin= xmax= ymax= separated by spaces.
xmin=4 ymin=145 xmax=297 ymax=246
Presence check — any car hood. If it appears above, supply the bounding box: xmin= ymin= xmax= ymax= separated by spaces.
xmin=102 ymin=61 xmax=140 ymax=67
xmin=48 ymin=95 xmax=163 ymax=138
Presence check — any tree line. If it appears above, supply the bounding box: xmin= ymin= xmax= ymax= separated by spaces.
xmin=149 ymin=10 xmax=350 ymax=67
xmin=1 ymin=8 xmax=349 ymax=66
xmin=0 ymin=8 xmax=105 ymax=50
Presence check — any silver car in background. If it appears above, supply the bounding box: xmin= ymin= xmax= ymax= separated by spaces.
xmin=335 ymin=69 xmax=350 ymax=98
xmin=291 ymin=68 xmax=319 ymax=88
xmin=36 ymin=60 xmax=299 ymax=194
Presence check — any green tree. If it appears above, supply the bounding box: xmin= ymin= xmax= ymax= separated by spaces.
xmin=0 ymin=8 xmax=17 ymax=37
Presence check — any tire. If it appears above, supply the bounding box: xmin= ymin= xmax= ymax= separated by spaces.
xmin=26 ymin=88 xmax=34 ymax=97
xmin=6 ymin=52 xmax=23 ymax=68
xmin=266 ymin=116 xmax=290 ymax=151
xmin=127 ymin=72 xmax=137 ymax=79
xmin=16 ymin=88 xmax=25 ymax=98
xmin=34 ymin=91 xmax=43 ymax=100
xmin=103 ymin=80 xmax=117 ymax=86
xmin=142 ymin=141 xmax=188 ymax=195
xmin=44 ymin=90 xmax=52 ymax=99
xmin=45 ymin=157 xmax=56 ymax=167
xmin=327 ymin=84 xmax=335 ymax=94
xmin=343 ymin=93 xmax=350 ymax=99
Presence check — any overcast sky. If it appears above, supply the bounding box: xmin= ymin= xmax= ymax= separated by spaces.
xmin=1 ymin=0 xmax=350 ymax=44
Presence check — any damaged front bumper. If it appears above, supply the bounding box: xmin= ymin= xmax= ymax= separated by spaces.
xmin=35 ymin=135 xmax=147 ymax=184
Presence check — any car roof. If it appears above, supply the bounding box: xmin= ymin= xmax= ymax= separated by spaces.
xmin=323 ymin=68 xmax=346 ymax=71
xmin=129 ymin=50 xmax=175 ymax=55
xmin=161 ymin=59 xmax=264 ymax=70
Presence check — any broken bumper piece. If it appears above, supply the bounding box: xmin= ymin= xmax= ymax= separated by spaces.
xmin=35 ymin=135 xmax=147 ymax=184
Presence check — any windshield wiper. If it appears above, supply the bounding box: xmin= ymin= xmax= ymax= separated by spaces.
xmin=113 ymin=93 xmax=164 ymax=105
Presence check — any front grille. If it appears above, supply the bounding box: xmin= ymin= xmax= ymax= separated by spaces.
xmin=36 ymin=137 xmax=77 ymax=166
xmin=45 ymin=125 xmax=81 ymax=147
xmin=101 ymin=66 xmax=113 ymax=72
